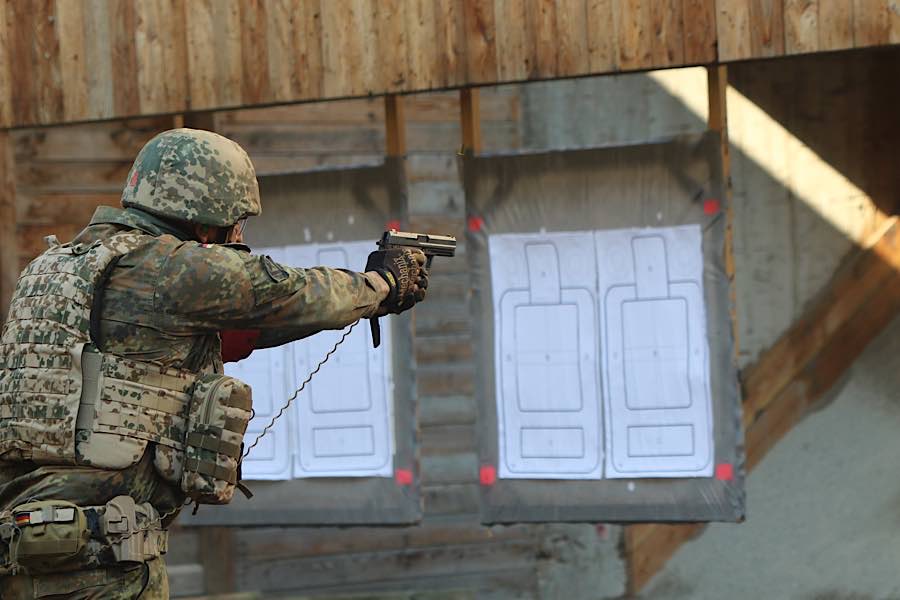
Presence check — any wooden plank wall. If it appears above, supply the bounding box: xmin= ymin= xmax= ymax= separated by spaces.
xmin=719 ymin=0 xmax=899 ymax=58
xmin=10 ymin=116 xmax=176 ymax=268
xmin=0 ymin=0 xmax=896 ymax=129
xmin=214 ymin=88 xmax=519 ymax=176
xmin=0 ymin=131 xmax=16 ymax=318
xmin=10 ymin=88 xmax=519 ymax=280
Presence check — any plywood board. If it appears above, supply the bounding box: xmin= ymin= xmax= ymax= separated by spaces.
xmin=181 ymin=162 xmax=421 ymax=526
xmin=465 ymin=133 xmax=743 ymax=523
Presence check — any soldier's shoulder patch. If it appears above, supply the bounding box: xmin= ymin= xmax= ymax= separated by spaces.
xmin=261 ymin=255 xmax=289 ymax=282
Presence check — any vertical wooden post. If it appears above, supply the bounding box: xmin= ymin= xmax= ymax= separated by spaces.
xmin=460 ymin=88 xmax=482 ymax=154
xmin=706 ymin=64 xmax=739 ymax=357
xmin=199 ymin=527 xmax=235 ymax=594
xmin=181 ymin=111 xmax=217 ymax=131
xmin=384 ymin=94 xmax=407 ymax=157
xmin=0 ymin=131 xmax=18 ymax=321
xmin=707 ymin=65 xmax=730 ymax=188
xmin=625 ymin=66 xmax=741 ymax=596
xmin=172 ymin=112 xmax=216 ymax=131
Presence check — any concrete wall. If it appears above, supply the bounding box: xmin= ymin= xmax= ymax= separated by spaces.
xmin=643 ymin=314 xmax=900 ymax=600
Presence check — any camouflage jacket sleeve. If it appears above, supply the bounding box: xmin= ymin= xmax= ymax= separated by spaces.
xmin=152 ymin=242 xmax=388 ymax=347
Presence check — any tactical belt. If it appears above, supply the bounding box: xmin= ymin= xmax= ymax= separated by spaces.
xmin=3 ymin=496 xmax=167 ymax=573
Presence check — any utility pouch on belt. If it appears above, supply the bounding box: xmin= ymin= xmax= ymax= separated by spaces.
xmin=6 ymin=496 xmax=167 ymax=574
xmin=101 ymin=496 xmax=167 ymax=564
xmin=9 ymin=500 xmax=90 ymax=572
xmin=181 ymin=374 xmax=252 ymax=504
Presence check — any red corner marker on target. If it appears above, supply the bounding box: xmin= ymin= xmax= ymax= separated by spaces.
xmin=394 ymin=468 xmax=414 ymax=486
xmin=715 ymin=463 xmax=734 ymax=481
xmin=467 ymin=216 xmax=484 ymax=232
xmin=704 ymin=198 xmax=721 ymax=215
xmin=479 ymin=464 xmax=497 ymax=486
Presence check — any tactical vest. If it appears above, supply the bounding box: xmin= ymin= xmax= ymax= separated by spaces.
xmin=0 ymin=233 xmax=251 ymax=505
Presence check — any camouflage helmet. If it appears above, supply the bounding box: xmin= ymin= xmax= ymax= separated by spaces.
xmin=121 ymin=128 xmax=261 ymax=227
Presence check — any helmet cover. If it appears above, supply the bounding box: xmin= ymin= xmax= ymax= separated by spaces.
xmin=121 ymin=128 xmax=261 ymax=227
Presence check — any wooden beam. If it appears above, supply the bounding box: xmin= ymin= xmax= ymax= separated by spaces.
xmin=742 ymin=217 xmax=899 ymax=428
xmin=625 ymin=65 xmax=740 ymax=594
xmin=746 ymin=222 xmax=900 ymax=470
xmin=707 ymin=65 xmax=728 ymax=133
xmin=706 ymin=66 xmax=735 ymax=272
xmin=198 ymin=527 xmax=236 ymax=595
xmin=181 ymin=111 xmax=217 ymax=131
xmin=171 ymin=112 xmax=216 ymax=135
xmin=706 ymin=64 xmax=738 ymax=349
xmin=0 ymin=131 xmax=16 ymax=321
xmin=459 ymin=88 xmax=482 ymax=155
xmin=626 ymin=522 xmax=706 ymax=594
xmin=625 ymin=217 xmax=900 ymax=593
xmin=384 ymin=94 xmax=406 ymax=157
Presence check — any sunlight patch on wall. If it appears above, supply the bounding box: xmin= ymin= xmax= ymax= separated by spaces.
xmin=648 ymin=69 xmax=877 ymax=243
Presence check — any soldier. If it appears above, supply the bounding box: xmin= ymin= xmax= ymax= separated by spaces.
xmin=0 ymin=128 xmax=428 ymax=598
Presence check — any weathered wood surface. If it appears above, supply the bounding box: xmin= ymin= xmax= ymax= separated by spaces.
xmin=459 ymin=88 xmax=482 ymax=153
xmin=215 ymin=89 xmax=519 ymax=175
xmin=1 ymin=0 xmax=897 ymax=128
xmin=9 ymin=89 xmax=519 ymax=276
xmin=626 ymin=217 xmax=900 ymax=592
xmin=0 ymin=131 xmax=16 ymax=318
xmin=384 ymin=95 xmax=407 ymax=157
xmin=10 ymin=116 xmax=176 ymax=271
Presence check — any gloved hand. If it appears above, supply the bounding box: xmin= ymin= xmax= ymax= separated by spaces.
xmin=365 ymin=248 xmax=428 ymax=314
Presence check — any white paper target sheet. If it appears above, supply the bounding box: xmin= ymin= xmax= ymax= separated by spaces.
xmin=227 ymin=241 xmax=394 ymax=480
xmin=489 ymin=225 xmax=714 ymax=480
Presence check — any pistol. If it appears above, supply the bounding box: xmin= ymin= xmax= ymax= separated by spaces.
xmin=370 ymin=229 xmax=457 ymax=348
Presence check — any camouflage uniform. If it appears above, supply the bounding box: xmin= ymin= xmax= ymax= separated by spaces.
xmin=0 ymin=130 xmax=395 ymax=598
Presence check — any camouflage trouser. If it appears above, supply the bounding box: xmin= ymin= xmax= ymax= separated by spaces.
xmin=0 ymin=557 xmax=168 ymax=599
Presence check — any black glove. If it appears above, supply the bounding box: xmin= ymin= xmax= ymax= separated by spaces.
xmin=365 ymin=248 xmax=428 ymax=314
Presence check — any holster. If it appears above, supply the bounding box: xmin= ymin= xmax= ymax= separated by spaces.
xmin=100 ymin=496 xmax=168 ymax=564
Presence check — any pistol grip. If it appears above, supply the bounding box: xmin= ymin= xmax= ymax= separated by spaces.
xmin=370 ymin=317 xmax=381 ymax=348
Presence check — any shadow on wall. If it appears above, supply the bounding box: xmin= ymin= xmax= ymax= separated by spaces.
xmin=729 ymin=46 xmax=900 ymax=217
xmin=519 ymin=54 xmax=888 ymax=367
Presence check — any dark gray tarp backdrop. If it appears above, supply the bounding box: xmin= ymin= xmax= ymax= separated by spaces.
xmin=465 ymin=133 xmax=745 ymax=523
xmin=183 ymin=159 xmax=422 ymax=525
